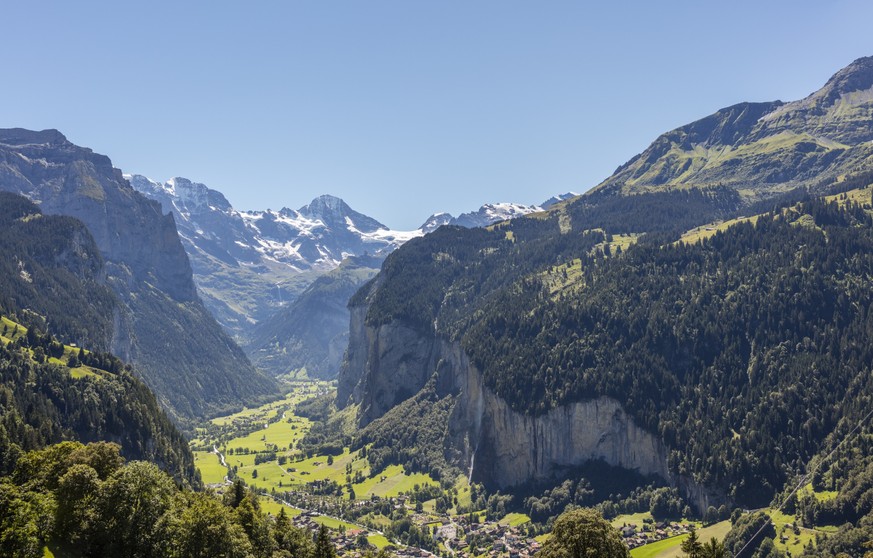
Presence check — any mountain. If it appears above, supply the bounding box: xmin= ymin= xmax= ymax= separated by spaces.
xmin=128 ymin=175 xmax=422 ymax=338
xmin=130 ymin=174 xmax=552 ymax=378
xmin=0 ymin=193 xmax=195 ymax=483
xmin=540 ymin=192 xmax=579 ymax=209
xmin=0 ymin=130 xmax=275 ymax=420
xmin=247 ymin=255 xmax=383 ymax=378
xmin=442 ymin=202 xmax=544 ymax=229
xmin=594 ymin=56 xmax=873 ymax=200
xmin=336 ymin=57 xmax=873 ymax=515
xmin=238 ymin=204 xmax=547 ymax=379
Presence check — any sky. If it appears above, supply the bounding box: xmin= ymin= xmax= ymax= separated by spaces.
xmin=4 ymin=1 xmax=873 ymax=229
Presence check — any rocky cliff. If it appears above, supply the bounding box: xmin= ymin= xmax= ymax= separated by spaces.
xmin=338 ymin=302 xmax=721 ymax=512
xmin=0 ymin=129 xmax=276 ymax=420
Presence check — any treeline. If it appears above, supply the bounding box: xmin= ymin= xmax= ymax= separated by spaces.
xmin=0 ymin=441 xmax=334 ymax=558
xmin=568 ymin=186 xmax=743 ymax=235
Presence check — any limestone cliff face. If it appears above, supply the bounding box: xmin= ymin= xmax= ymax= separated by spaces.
xmin=0 ymin=128 xmax=275 ymax=419
xmin=338 ymin=303 xmax=449 ymax=424
xmin=339 ymin=302 xmax=723 ymax=512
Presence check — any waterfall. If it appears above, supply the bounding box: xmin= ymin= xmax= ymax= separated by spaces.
xmin=468 ymin=440 xmax=479 ymax=482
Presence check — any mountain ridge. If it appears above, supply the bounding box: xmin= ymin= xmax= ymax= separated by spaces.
xmin=0 ymin=130 xmax=276 ymax=420
xmin=337 ymin=56 xmax=873 ymax=515
xmin=592 ymin=56 xmax=873 ymax=200
xmin=129 ymin=173 xmax=554 ymax=378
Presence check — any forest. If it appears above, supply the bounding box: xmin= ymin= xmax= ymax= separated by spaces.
xmin=0 ymin=441 xmax=334 ymax=558
xmin=357 ymin=184 xmax=873 ymax=511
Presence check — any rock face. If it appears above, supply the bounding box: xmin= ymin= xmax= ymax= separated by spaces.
xmin=338 ymin=302 xmax=721 ymax=512
xmin=0 ymin=129 xmax=276 ymax=420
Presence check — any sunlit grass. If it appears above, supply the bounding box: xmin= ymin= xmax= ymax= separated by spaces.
xmin=193 ymin=450 xmax=227 ymax=485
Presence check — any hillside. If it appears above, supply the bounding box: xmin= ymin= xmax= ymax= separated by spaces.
xmin=594 ymin=56 xmax=873 ymax=200
xmin=0 ymin=130 xmax=276 ymax=420
xmin=338 ymin=57 xmax=873 ymax=518
xmin=0 ymin=194 xmax=195 ymax=482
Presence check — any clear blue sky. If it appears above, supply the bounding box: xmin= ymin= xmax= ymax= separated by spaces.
xmin=4 ymin=1 xmax=873 ymax=229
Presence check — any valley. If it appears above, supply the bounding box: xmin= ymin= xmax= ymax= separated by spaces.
xmin=194 ymin=380 xmax=840 ymax=558
xmin=191 ymin=382 xmax=553 ymax=556
xmin=6 ymin=50 xmax=873 ymax=558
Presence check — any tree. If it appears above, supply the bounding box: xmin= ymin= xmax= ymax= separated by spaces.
xmin=315 ymin=524 xmax=337 ymax=558
xmin=225 ymin=478 xmax=247 ymax=508
xmin=681 ymin=525 xmax=703 ymax=557
xmin=55 ymin=463 xmax=100 ymax=543
xmin=234 ymin=494 xmax=272 ymax=557
xmin=704 ymin=506 xmax=719 ymax=525
xmin=164 ymin=491 xmax=252 ymax=558
xmin=538 ymin=508 xmax=629 ymax=558
xmin=91 ymin=461 xmax=176 ymax=556
xmin=274 ymin=508 xmax=314 ymax=558
xmin=700 ymin=537 xmax=728 ymax=558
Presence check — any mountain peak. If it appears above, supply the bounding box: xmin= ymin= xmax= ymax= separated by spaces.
xmin=420 ymin=212 xmax=455 ymax=234
xmin=296 ymin=194 xmax=355 ymax=220
xmin=811 ymin=55 xmax=873 ymax=106
xmin=0 ymin=128 xmax=68 ymax=146
xmin=593 ymin=55 xmax=873 ymax=198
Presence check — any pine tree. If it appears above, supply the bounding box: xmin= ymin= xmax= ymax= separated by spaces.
xmin=225 ymin=478 xmax=246 ymax=508
xmin=681 ymin=525 xmax=703 ymax=557
xmin=315 ymin=524 xmax=337 ymax=558
xmin=700 ymin=537 xmax=728 ymax=558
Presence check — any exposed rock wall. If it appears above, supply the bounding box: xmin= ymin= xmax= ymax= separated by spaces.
xmin=339 ymin=302 xmax=723 ymax=512
xmin=0 ymin=128 xmax=275 ymax=419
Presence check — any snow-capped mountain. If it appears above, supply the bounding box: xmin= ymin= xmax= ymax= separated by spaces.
xmin=541 ymin=192 xmax=579 ymax=209
xmin=128 ymin=174 xmax=418 ymax=273
xmin=418 ymin=202 xmax=546 ymax=233
xmin=128 ymin=173 xmax=563 ymax=360
xmin=448 ymin=202 xmax=544 ymax=228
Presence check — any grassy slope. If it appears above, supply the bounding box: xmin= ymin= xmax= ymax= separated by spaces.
xmin=631 ymin=521 xmax=731 ymax=558
xmin=1 ymin=315 xmax=107 ymax=379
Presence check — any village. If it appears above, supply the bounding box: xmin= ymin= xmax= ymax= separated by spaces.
xmin=288 ymin=505 xmax=547 ymax=558
xmin=282 ymin=489 xmax=698 ymax=557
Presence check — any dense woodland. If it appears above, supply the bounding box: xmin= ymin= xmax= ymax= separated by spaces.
xmin=0 ymin=193 xmax=117 ymax=350
xmin=0 ymin=326 xmax=196 ymax=484
xmin=0 ymin=442 xmax=332 ymax=558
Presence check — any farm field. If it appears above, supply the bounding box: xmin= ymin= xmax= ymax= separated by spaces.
xmin=193 ymin=450 xmax=227 ymax=485
xmin=637 ymin=521 xmax=731 ymax=558
xmin=195 ymin=381 xmax=439 ymax=504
